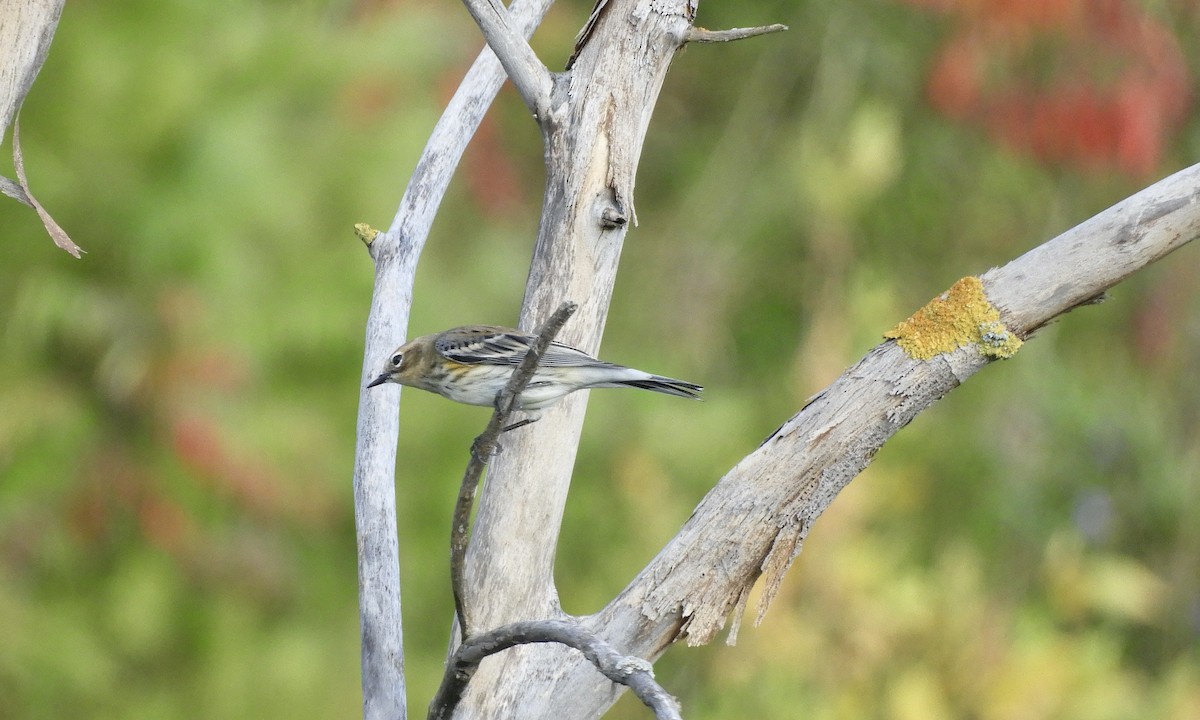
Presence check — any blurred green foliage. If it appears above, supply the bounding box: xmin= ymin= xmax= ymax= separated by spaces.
xmin=2 ymin=0 xmax=1198 ymax=718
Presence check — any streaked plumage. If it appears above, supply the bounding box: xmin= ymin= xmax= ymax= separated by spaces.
xmin=367 ymin=325 xmax=701 ymax=427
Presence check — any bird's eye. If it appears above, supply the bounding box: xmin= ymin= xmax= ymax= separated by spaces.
xmin=390 ymin=353 xmax=403 ymax=367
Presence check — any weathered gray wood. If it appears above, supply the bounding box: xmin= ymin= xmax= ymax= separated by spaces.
xmin=429 ymin=620 xmax=681 ymax=720
xmin=459 ymin=0 xmax=552 ymax=118
xmin=351 ymin=2 xmax=556 ymax=718
xmin=685 ymin=23 xmax=788 ymax=43
xmin=450 ymin=302 xmax=578 ymax=641
xmin=453 ymin=1 xmax=698 ymax=715
xmin=0 ymin=0 xmax=62 ymax=142
xmin=394 ymin=0 xmax=1199 ymax=715
xmin=1 ymin=0 xmax=80 ymax=256
xmin=496 ymin=163 xmax=1200 ymax=718
xmin=982 ymin=166 xmax=1200 ymax=333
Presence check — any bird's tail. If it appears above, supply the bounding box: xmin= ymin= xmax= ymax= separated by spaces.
xmin=594 ymin=373 xmax=703 ymax=400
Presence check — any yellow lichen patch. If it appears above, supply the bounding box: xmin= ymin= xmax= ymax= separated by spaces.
xmin=884 ymin=276 xmax=1023 ymax=361
xmin=353 ymin=222 xmax=380 ymax=246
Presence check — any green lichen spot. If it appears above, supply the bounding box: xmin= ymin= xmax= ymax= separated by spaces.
xmin=884 ymin=276 xmax=1023 ymax=361
xmin=354 ymin=222 xmax=380 ymax=246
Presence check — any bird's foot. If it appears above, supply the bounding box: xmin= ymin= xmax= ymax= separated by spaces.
xmin=471 ymin=436 xmax=502 ymax=460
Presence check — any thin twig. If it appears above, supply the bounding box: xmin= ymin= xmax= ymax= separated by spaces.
xmin=449 ymin=301 xmax=579 ymax=640
xmin=684 ymin=24 xmax=789 ymax=44
xmin=459 ymin=0 xmax=554 ymax=119
xmin=12 ymin=118 xmax=81 ymax=257
xmin=428 ymin=619 xmax=682 ymax=720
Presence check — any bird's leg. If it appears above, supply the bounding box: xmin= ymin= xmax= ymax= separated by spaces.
xmin=501 ymin=417 xmax=539 ymax=433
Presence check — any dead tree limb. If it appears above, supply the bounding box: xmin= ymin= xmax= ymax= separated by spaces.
xmin=458 ymin=0 xmax=703 ymax=646
xmin=1 ymin=0 xmax=80 ymax=256
xmin=458 ymin=0 xmax=553 ymax=117
xmin=684 ymin=24 xmax=789 ymax=44
xmin=351 ymin=2 xmax=555 ymax=718
xmin=483 ymin=163 xmax=1200 ymax=718
xmin=428 ymin=620 xmax=681 ymax=720
xmin=366 ymin=0 xmax=1199 ymax=714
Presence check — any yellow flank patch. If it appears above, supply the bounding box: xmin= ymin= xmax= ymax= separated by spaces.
xmin=884 ymin=276 xmax=1023 ymax=361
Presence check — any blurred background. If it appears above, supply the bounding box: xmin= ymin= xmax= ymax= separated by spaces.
xmin=2 ymin=0 xmax=1198 ymax=717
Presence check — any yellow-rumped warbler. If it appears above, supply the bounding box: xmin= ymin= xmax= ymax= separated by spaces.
xmin=367 ymin=325 xmax=702 ymax=428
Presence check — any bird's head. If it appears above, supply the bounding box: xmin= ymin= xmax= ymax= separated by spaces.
xmin=366 ymin=338 xmax=424 ymax=389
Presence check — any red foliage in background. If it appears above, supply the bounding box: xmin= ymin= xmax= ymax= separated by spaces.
xmin=907 ymin=0 xmax=1190 ymax=176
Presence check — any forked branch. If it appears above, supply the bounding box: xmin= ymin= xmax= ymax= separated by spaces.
xmin=428 ymin=620 xmax=682 ymax=720
xmin=459 ymin=0 xmax=555 ymax=119
xmin=351 ymin=2 xmax=556 ymax=718
xmin=452 ymin=163 xmax=1200 ymax=717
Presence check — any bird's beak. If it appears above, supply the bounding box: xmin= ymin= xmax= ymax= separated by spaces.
xmin=366 ymin=373 xmax=391 ymax=389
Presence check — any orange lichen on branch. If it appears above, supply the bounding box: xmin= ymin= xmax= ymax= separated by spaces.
xmin=884 ymin=276 xmax=1023 ymax=361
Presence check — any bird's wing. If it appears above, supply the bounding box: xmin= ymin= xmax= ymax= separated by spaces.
xmin=435 ymin=325 xmax=600 ymax=367
xmin=434 ymin=326 xmax=529 ymax=365
xmin=540 ymin=340 xmax=608 ymax=368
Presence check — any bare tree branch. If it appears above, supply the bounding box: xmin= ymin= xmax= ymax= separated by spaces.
xmin=451 ymin=301 xmax=579 ymax=640
xmin=12 ymin=118 xmax=81 ymax=257
xmin=684 ymin=24 xmax=789 ymax=44
xmin=497 ymin=162 xmax=1200 ymax=718
xmin=367 ymin=0 xmax=1200 ymax=709
xmin=460 ymin=0 xmax=697 ymax=634
xmin=428 ymin=620 xmax=682 ymax=720
xmin=451 ymin=1 xmax=768 ymax=714
xmin=368 ymin=0 xmax=1200 ymax=713
xmin=981 ymin=170 xmax=1199 ymax=332
xmin=352 ymin=2 xmax=556 ymax=718
xmin=0 ymin=175 xmax=32 ymax=206
xmin=459 ymin=0 xmax=554 ymax=118
xmin=0 ymin=0 xmax=63 ymax=143
xmin=2 ymin=0 xmax=79 ymax=256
